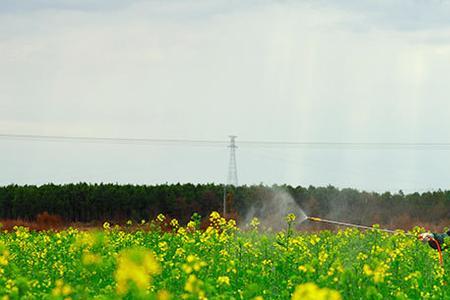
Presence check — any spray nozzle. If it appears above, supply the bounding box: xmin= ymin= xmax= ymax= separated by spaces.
xmin=308 ymin=216 xmax=322 ymax=222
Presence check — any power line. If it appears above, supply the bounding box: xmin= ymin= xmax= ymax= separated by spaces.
xmin=1 ymin=133 xmax=450 ymax=150
xmin=239 ymin=140 xmax=450 ymax=148
xmin=0 ymin=133 xmax=227 ymax=147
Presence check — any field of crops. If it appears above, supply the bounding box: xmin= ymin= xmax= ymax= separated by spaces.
xmin=0 ymin=212 xmax=447 ymax=299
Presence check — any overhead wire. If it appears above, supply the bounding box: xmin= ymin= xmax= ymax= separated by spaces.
xmin=0 ymin=134 xmax=227 ymax=148
xmin=1 ymin=133 xmax=450 ymax=150
xmin=2 ymin=133 xmax=449 ymax=190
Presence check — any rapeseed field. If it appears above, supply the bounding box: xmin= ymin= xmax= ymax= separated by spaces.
xmin=0 ymin=212 xmax=447 ymax=299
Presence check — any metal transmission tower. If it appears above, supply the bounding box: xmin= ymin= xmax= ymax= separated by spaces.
xmin=223 ymin=135 xmax=238 ymax=216
xmin=227 ymin=135 xmax=238 ymax=186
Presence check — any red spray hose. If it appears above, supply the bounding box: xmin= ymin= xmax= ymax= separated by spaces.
xmin=430 ymin=237 xmax=444 ymax=266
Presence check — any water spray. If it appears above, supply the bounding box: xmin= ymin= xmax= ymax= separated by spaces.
xmin=307 ymin=216 xmax=412 ymax=235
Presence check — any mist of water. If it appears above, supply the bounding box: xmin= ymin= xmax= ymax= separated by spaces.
xmin=241 ymin=189 xmax=307 ymax=231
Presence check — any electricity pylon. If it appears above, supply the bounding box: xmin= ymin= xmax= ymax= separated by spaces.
xmin=227 ymin=135 xmax=238 ymax=186
xmin=223 ymin=135 xmax=238 ymax=216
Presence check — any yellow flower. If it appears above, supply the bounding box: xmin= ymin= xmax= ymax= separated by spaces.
xmin=182 ymin=264 xmax=193 ymax=274
xmin=298 ymin=264 xmax=315 ymax=273
xmin=181 ymin=254 xmax=206 ymax=274
xmin=0 ymin=250 xmax=9 ymax=266
xmin=82 ymin=253 xmax=102 ymax=265
xmin=170 ymin=219 xmax=179 ymax=228
xmin=175 ymin=248 xmax=185 ymax=257
xmin=357 ymin=252 xmax=368 ymax=261
xmin=227 ymin=219 xmax=237 ymax=228
xmin=298 ymin=265 xmax=307 ymax=272
xmin=250 ymin=217 xmax=260 ymax=229
xmin=158 ymin=241 xmax=168 ymax=252
xmin=286 ymin=213 xmax=296 ymax=223
xmin=310 ymin=236 xmax=320 ymax=245
xmin=209 ymin=211 xmax=221 ymax=220
xmin=217 ymin=276 xmax=230 ymax=285
xmin=363 ymin=263 xmax=389 ymax=283
xmin=157 ymin=214 xmax=166 ymax=222
xmin=319 ymin=251 xmax=329 ymax=265
xmin=115 ymin=247 xmax=160 ymax=294
xmin=182 ymin=255 xmax=206 ymax=274
xmin=157 ymin=289 xmax=171 ymax=300
xmin=262 ymin=259 xmax=272 ymax=266
xmin=177 ymin=227 xmax=187 ymax=235
xmin=184 ymin=274 xmax=205 ymax=298
xmin=52 ymin=280 xmax=72 ymax=297
xmin=292 ymin=283 xmax=341 ymax=300
xmin=363 ymin=264 xmax=373 ymax=276
xmin=62 ymin=285 xmax=72 ymax=296
xmin=187 ymin=221 xmax=196 ymax=229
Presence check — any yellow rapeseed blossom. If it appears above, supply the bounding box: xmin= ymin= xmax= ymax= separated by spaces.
xmin=227 ymin=219 xmax=236 ymax=228
xmin=250 ymin=217 xmax=260 ymax=229
xmin=363 ymin=263 xmax=389 ymax=283
xmin=291 ymin=283 xmax=341 ymax=300
xmin=285 ymin=213 xmax=296 ymax=223
xmin=52 ymin=280 xmax=72 ymax=297
xmin=318 ymin=251 xmax=329 ymax=265
xmin=209 ymin=211 xmax=221 ymax=220
xmin=357 ymin=252 xmax=368 ymax=261
xmin=219 ymin=249 xmax=229 ymax=257
xmin=0 ymin=250 xmax=9 ymax=266
xmin=175 ymin=248 xmax=185 ymax=257
xmin=82 ymin=253 xmax=102 ymax=265
xmin=310 ymin=236 xmax=321 ymax=245
xmin=81 ymin=252 xmax=102 ymax=265
xmin=182 ymin=255 xmax=206 ymax=274
xmin=298 ymin=264 xmax=316 ymax=273
xmin=115 ymin=247 xmax=160 ymax=294
xmin=186 ymin=221 xmax=196 ymax=229
xmin=170 ymin=219 xmax=179 ymax=229
xmin=177 ymin=227 xmax=187 ymax=235
xmin=158 ymin=241 xmax=168 ymax=252
xmin=157 ymin=289 xmax=171 ymax=300
xmin=217 ymin=276 xmax=230 ymax=285
xmin=183 ymin=274 xmax=206 ymax=299
xmin=157 ymin=214 xmax=166 ymax=222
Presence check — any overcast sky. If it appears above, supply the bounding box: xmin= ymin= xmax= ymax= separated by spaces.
xmin=1 ymin=0 xmax=450 ymax=192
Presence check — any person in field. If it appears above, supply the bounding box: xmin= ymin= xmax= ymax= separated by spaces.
xmin=419 ymin=230 xmax=450 ymax=250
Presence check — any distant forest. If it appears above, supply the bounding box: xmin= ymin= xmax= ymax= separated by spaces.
xmin=0 ymin=184 xmax=449 ymax=229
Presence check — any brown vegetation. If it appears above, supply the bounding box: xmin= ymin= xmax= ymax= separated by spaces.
xmin=0 ymin=211 xmax=65 ymax=231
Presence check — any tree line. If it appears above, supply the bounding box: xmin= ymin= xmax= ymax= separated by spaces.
xmin=0 ymin=183 xmax=448 ymax=227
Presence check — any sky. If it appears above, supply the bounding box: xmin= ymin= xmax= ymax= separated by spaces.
xmin=1 ymin=0 xmax=450 ymax=192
